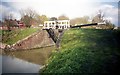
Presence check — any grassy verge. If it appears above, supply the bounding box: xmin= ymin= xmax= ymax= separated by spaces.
xmin=2 ymin=28 xmax=40 ymax=45
xmin=42 ymin=28 xmax=120 ymax=73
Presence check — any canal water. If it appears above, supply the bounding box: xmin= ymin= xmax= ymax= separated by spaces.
xmin=0 ymin=46 xmax=54 ymax=73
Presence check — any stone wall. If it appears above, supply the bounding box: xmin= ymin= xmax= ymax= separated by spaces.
xmin=12 ymin=30 xmax=55 ymax=50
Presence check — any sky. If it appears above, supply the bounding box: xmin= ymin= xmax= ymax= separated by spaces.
xmin=0 ymin=0 xmax=119 ymax=26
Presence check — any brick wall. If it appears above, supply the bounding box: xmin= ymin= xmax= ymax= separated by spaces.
xmin=12 ymin=30 xmax=55 ymax=50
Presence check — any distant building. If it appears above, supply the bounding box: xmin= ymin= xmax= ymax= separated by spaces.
xmin=39 ymin=24 xmax=43 ymax=27
xmin=0 ymin=19 xmax=25 ymax=30
xmin=17 ymin=21 xmax=25 ymax=28
xmin=43 ymin=20 xmax=70 ymax=29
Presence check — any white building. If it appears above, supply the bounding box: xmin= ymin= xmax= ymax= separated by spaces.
xmin=43 ymin=20 xmax=70 ymax=29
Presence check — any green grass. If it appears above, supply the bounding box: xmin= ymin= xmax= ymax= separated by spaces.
xmin=2 ymin=28 xmax=40 ymax=45
xmin=42 ymin=28 xmax=120 ymax=73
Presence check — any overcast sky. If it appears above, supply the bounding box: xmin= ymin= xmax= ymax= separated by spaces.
xmin=0 ymin=0 xmax=119 ymax=26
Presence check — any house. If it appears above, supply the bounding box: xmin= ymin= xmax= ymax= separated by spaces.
xmin=17 ymin=21 xmax=25 ymax=28
xmin=0 ymin=19 xmax=25 ymax=30
xmin=43 ymin=20 xmax=70 ymax=29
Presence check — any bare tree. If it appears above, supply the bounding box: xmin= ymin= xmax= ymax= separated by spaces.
xmin=19 ymin=9 xmax=25 ymax=17
xmin=92 ymin=10 xmax=115 ymax=29
xmin=92 ymin=10 xmax=105 ymax=23
xmin=20 ymin=8 xmax=37 ymax=27
xmin=21 ymin=15 xmax=32 ymax=27
xmin=49 ymin=17 xmax=57 ymax=21
xmin=70 ymin=16 xmax=89 ymax=26
xmin=20 ymin=8 xmax=36 ymax=18
xmin=2 ymin=12 xmax=14 ymax=31
xmin=58 ymin=15 xmax=69 ymax=20
xmin=39 ymin=15 xmax=48 ymax=24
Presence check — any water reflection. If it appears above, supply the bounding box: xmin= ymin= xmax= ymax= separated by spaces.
xmin=1 ymin=46 xmax=55 ymax=73
xmin=3 ymin=46 xmax=54 ymax=65
xmin=2 ymin=55 xmax=41 ymax=73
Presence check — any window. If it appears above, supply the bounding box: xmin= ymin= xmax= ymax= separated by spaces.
xmin=62 ymin=22 xmax=64 ymax=24
xmin=49 ymin=23 xmax=51 ymax=25
xmin=58 ymin=22 xmax=61 ymax=24
xmin=52 ymin=22 xmax=54 ymax=25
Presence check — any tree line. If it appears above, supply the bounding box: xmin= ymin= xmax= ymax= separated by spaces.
xmin=1 ymin=8 xmax=115 ymax=30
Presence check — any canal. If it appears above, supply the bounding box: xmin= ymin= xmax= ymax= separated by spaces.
xmin=0 ymin=46 xmax=55 ymax=73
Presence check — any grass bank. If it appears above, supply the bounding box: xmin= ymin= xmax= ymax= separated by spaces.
xmin=2 ymin=28 xmax=40 ymax=45
xmin=42 ymin=28 xmax=120 ymax=73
